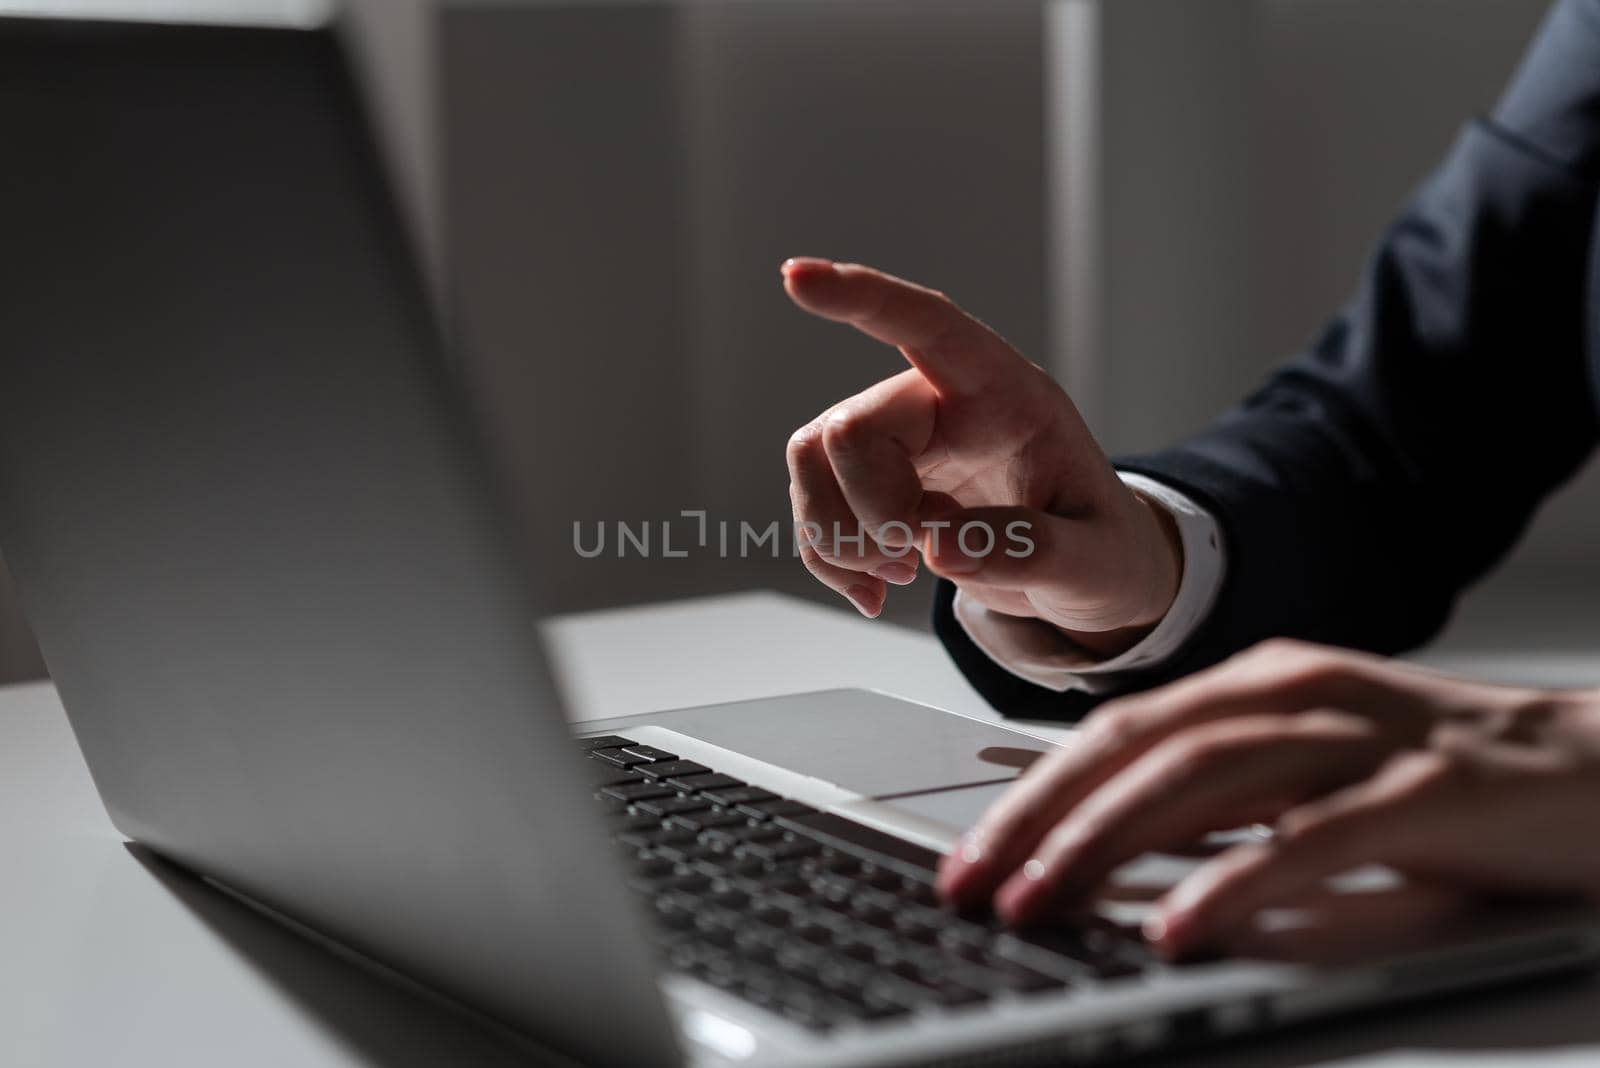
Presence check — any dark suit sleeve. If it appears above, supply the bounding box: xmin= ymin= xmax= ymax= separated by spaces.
xmin=938 ymin=0 xmax=1600 ymax=721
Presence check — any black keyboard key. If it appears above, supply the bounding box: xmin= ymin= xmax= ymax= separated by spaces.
xmin=618 ymin=826 xmax=699 ymax=850
xmin=808 ymin=872 xmax=858 ymax=901
xmin=631 ymin=855 xmax=678 ymax=880
xmin=989 ymin=959 xmax=1071 ymax=993
xmin=652 ymin=895 xmax=698 ymax=930
xmin=691 ymin=953 xmax=744 ymax=989
xmin=592 ymin=747 xmax=653 ymax=768
xmin=637 ymin=759 xmax=712 ymax=780
xmin=932 ymin=981 xmax=989 ymax=1008
xmin=891 ymin=905 xmax=947 ymax=935
xmin=576 ymin=734 xmax=637 ymax=751
xmin=806 ymin=852 xmax=865 ymax=876
xmin=736 ymin=836 xmax=824 ymax=864
xmin=586 ymin=764 xmax=649 ymax=787
xmin=655 ymin=871 xmax=714 ymax=895
xmin=849 ymin=992 xmax=915 ymax=1021
xmin=664 ymin=808 xmax=748 ymax=833
xmin=776 ymin=935 xmax=834 ymax=970
xmin=612 ymin=812 xmax=666 ymax=833
xmin=722 ymin=855 xmax=778 ymax=879
xmin=635 ymin=795 xmax=714 ymax=818
xmin=761 ymin=869 xmax=813 ymax=897
xmin=776 ymin=810 xmax=944 ymax=875
xmin=702 ymin=786 xmax=778 ymax=807
xmin=884 ymin=954 xmax=935 ymax=985
xmin=699 ymin=824 xmax=783 ymax=851
xmin=668 ymin=772 xmax=746 ymax=792
xmin=751 ymin=902 xmax=797 ymax=929
xmin=835 ymin=936 xmax=882 ymax=964
xmin=687 ymin=853 xmax=736 ymax=879
xmin=848 ymin=897 xmax=894 ymax=925
xmin=737 ymin=798 xmax=820 ymax=821
xmin=620 ymin=744 xmax=678 ymax=763
xmin=899 ymin=879 xmax=940 ymax=908
xmin=707 ymin=885 xmax=752 ymax=909
xmin=849 ymin=886 xmax=898 ymax=911
xmin=733 ymin=926 xmax=784 ymax=962
xmin=857 ymin=867 xmax=906 ymax=892
xmin=658 ymin=840 xmax=728 ymax=866
xmin=936 ymin=917 xmax=995 ymax=948
xmin=693 ymin=911 xmax=741 ymax=948
xmin=999 ymin=924 xmax=1149 ymax=979
xmin=814 ymin=959 xmax=875 ymax=999
xmin=602 ymin=781 xmax=679 ymax=803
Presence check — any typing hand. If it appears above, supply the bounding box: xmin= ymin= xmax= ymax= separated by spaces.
xmin=781 ymin=258 xmax=1180 ymax=655
xmin=937 ymin=639 xmax=1600 ymax=957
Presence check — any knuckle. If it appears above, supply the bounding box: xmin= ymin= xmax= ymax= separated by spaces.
xmin=1241 ymin=638 xmax=1350 ymax=691
xmin=1274 ymin=807 xmax=1330 ymax=847
xmin=786 ymin=423 xmax=823 ymax=465
xmin=1283 ymin=659 xmax=1353 ymax=696
xmin=799 ymin=556 xmax=838 ymax=589
xmin=1385 ymin=749 xmax=1464 ymax=796
xmin=1246 ymin=636 xmax=1310 ymax=661
xmin=797 ymin=550 xmax=849 ymax=592
xmin=820 ymin=407 xmax=876 ymax=455
xmin=1082 ymin=701 xmax=1146 ymax=751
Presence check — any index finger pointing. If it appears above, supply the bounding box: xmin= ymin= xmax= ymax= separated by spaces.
xmin=781 ymin=258 xmax=1012 ymax=395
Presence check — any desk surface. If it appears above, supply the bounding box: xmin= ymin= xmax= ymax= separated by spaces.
xmin=6 ymin=590 xmax=1600 ymax=1067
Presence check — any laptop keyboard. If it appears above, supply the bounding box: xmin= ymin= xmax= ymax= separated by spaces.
xmin=579 ymin=733 xmax=1155 ymax=1032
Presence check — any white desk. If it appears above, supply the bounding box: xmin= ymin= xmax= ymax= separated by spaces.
xmin=6 ymin=591 xmax=1600 ymax=1067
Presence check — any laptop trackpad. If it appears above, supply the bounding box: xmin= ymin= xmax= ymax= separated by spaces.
xmin=638 ymin=690 xmax=1055 ymax=798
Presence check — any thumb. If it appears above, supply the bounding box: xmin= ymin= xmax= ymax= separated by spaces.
xmin=919 ymin=505 xmax=1078 ymax=588
xmin=921 ymin=504 xmax=1155 ymax=631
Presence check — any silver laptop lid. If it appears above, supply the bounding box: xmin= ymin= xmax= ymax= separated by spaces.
xmin=0 ymin=15 xmax=677 ymax=1066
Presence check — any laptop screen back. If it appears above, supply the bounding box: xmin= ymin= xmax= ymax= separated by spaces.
xmin=0 ymin=16 xmax=676 ymax=1065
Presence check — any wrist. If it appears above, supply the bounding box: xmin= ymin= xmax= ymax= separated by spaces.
xmin=1124 ymin=488 xmax=1184 ymax=628
xmin=1053 ymin=489 xmax=1184 ymax=657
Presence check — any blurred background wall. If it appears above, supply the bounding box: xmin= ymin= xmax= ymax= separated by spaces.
xmin=0 ymin=0 xmax=1585 ymax=684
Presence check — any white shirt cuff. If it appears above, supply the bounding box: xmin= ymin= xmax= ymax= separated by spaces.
xmin=951 ymin=473 xmax=1225 ymax=694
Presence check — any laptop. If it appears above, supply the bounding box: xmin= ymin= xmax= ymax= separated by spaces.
xmin=1 ymin=9 xmax=1596 ymax=1068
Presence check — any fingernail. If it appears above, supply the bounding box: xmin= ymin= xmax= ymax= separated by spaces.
xmin=955 ymin=828 xmax=986 ymax=866
xmin=781 ymin=256 xmax=828 ymax=277
xmin=937 ymin=831 xmax=985 ymax=901
xmin=870 ymin=562 xmax=917 ymax=585
xmin=844 ymin=586 xmax=882 ymax=618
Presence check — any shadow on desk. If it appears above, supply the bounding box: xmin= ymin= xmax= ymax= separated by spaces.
xmin=125 ymin=844 xmax=569 ymax=1068
xmin=125 ymin=843 xmax=1600 ymax=1068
